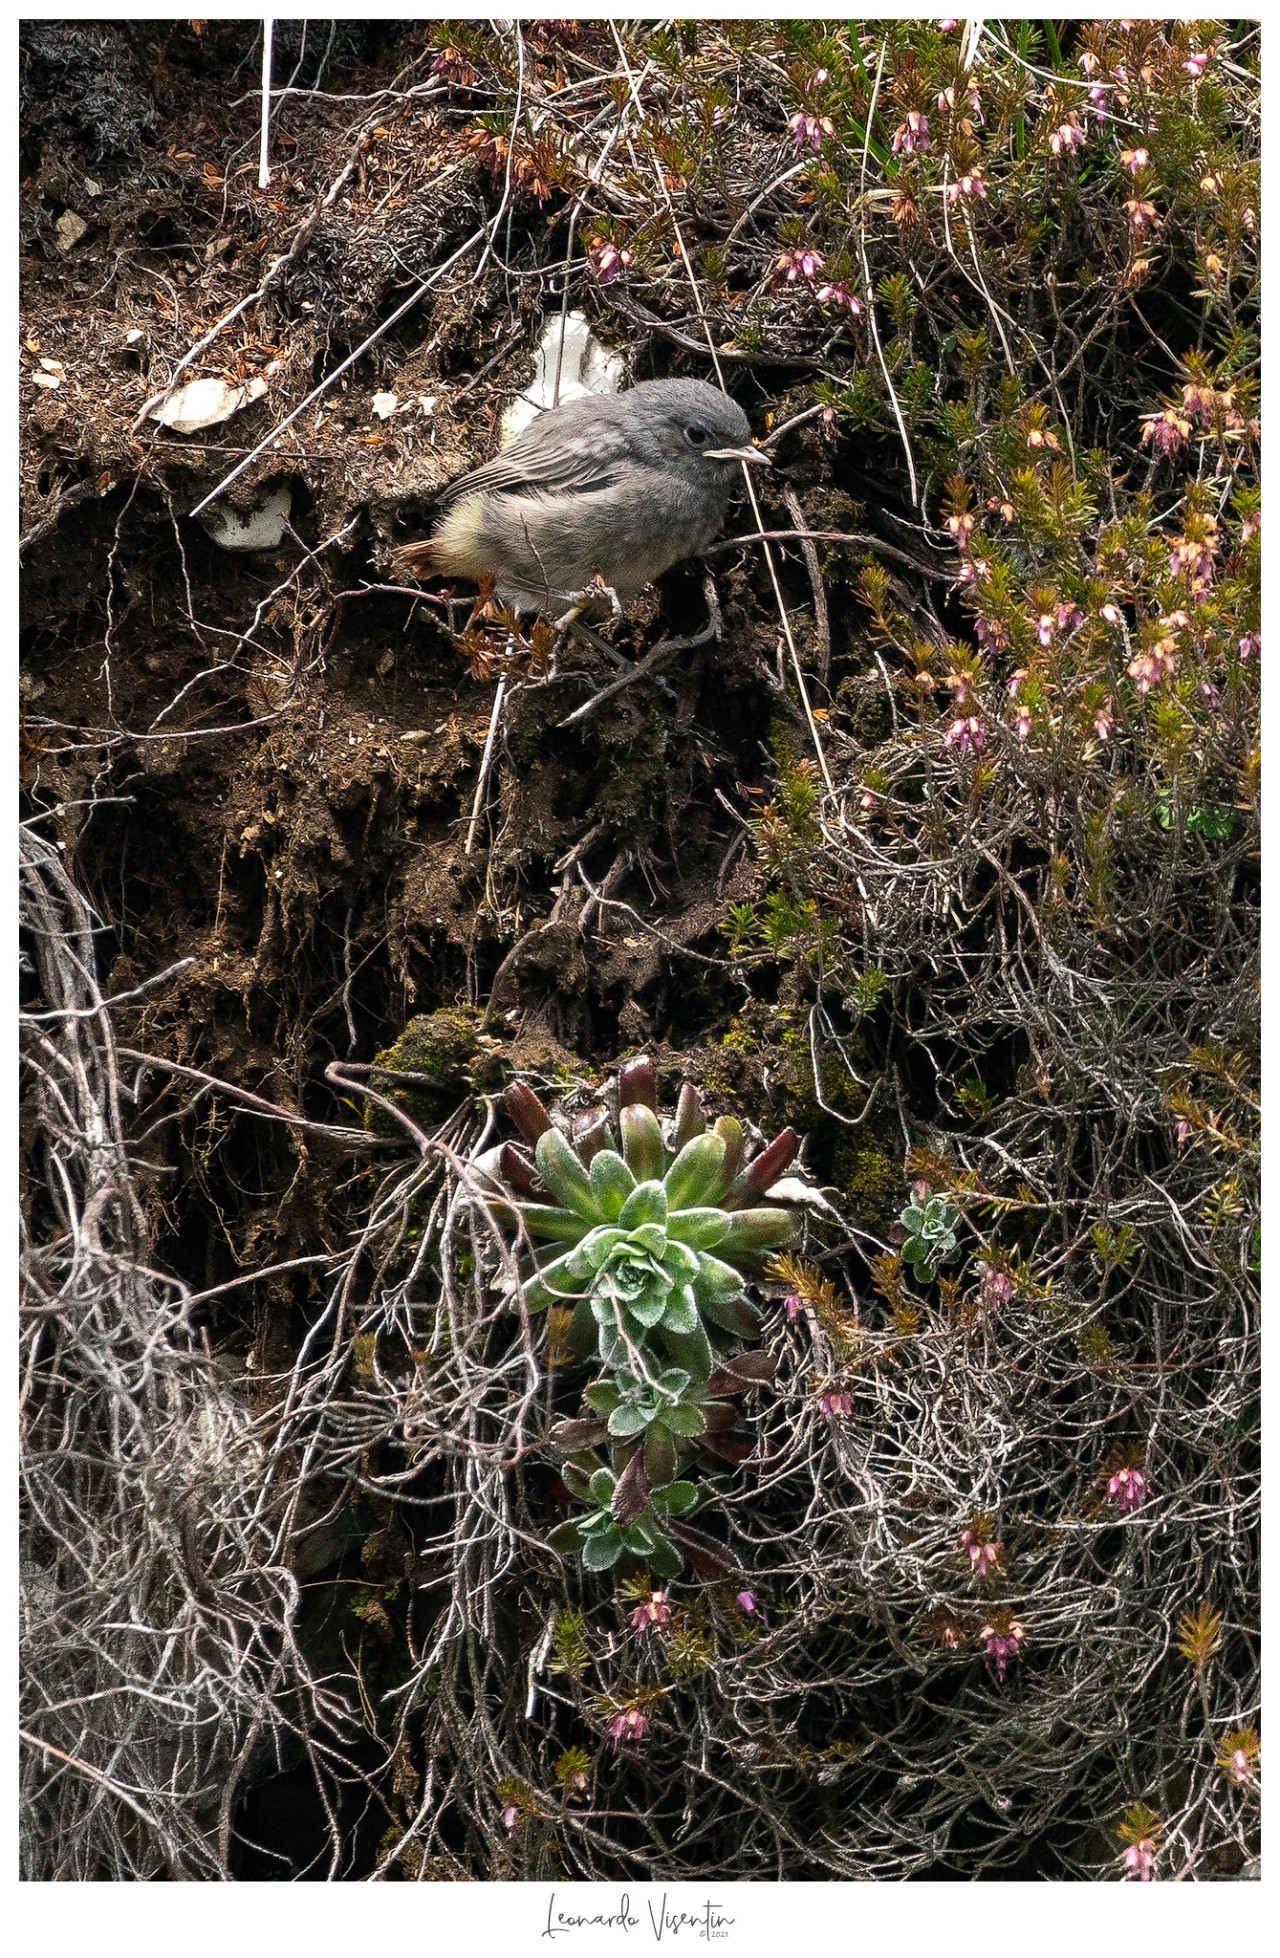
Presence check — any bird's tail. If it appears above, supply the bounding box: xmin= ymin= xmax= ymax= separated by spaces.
xmin=389 ymin=538 xmax=442 ymax=581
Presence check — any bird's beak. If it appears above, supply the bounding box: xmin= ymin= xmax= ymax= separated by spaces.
xmin=705 ymin=443 xmax=772 ymax=466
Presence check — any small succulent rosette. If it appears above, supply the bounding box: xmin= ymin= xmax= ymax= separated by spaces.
xmin=481 ymin=1058 xmax=804 ymax=1576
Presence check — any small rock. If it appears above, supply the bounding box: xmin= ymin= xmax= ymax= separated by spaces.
xmin=54 ymin=210 xmax=88 ymax=253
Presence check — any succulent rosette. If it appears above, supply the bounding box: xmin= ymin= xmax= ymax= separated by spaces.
xmin=486 ymin=1058 xmax=803 ymax=1575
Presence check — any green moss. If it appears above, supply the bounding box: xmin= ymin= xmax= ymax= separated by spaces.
xmin=366 ymin=1006 xmax=506 ymax=1134
xmin=832 ymin=1140 xmax=903 ymax=1227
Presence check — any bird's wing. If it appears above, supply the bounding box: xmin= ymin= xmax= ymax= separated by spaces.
xmin=437 ymin=400 xmax=634 ymax=507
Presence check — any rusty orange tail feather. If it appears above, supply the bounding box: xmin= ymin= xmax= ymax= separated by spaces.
xmin=390 ymin=539 xmax=442 ymax=580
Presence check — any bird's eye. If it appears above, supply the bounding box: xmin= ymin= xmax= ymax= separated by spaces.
xmin=685 ymin=424 xmax=709 ymax=445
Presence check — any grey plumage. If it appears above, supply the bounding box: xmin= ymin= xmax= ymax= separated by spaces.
xmin=393 ymin=378 xmax=767 ymax=613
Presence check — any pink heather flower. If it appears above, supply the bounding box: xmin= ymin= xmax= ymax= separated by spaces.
xmin=955 ymin=555 xmax=990 ymax=585
xmin=1100 ymin=603 xmax=1123 ymax=625
xmin=891 ymin=110 xmax=932 ymax=157
xmin=1123 ymin=1840 xmax=1156 ymax=1882
xmin=948 ymin=669 xmax=975 ymax=710
xmin=1037 ymin=613 xmax=1056 ymax=647
xmin=980 ymin=1266 xmax=1014 ymax=1309
xmin=1140 ymin=407 xmax=1193 ymax=458
xmin=1014 ymin=707 xmax=1032 ymax=741
xmin=1183 ymin=50 xmax=1212 ymax=80
xmin=980 ymin=1618 xmax=1025 ymax=1683
xmin=1175 ymin=1119 xmax=1192 ymax=1150
xmin=974 ymin=616 xmax=1010 ymax=654
xmin=431 ymin=46 xmax=479 ymax=87
xmin=776 ymin=246 xmax=824 ymax=283
xmin=1119 ymin=147 xmax=1149 ymax=175
xmin=1057 ymin=602 xmax=1083 ymax=633
xmin=821 ymin=1389 xmax=854 ymax=1418
xmin=1006 ymin=670 xmax=1026 ymax=700
xmin=938 ymin=18 xmax=958 ymax=31
xmin=1086 ymin=83 xmax=1111 ymax=121
xmin=1238 ymin=632 xmax=1260 ymax=660
xmin=1180 ymin=381 xmax=1224 ymax=428
xmin=808 ymin=67 xmax=830 ymax=91
xmin=1128 ymin=637 xmax=1178 ymax=693
xmin=946 ymin=510 xmax=976 ymax=549
xmin=736 ymin=1589 xmax=759 ymax=1617
xmin=501 ymin=1802 xmax=520 ymax=1831
xmin=1093 ymin=699 xmax=1114 ymax=741
xmin=1169 ymin=535 xmax=1215 ymax=580
xmin=948 ymin=170 xmax=987 ymax=205
xmin=607 ymin=1707 xmax=649 ymax=1750
xmin=938 ymin=81 xmax=982 ymax=120
xmin=789 ymin=111 xmax=835 ymax=152
xmin=1240 ymin=512 xmax=1260 ymax=543
xmin=816 ymin=280 xmax=862 ymax=317
xmin=587 ymin=238 xmax=632 ymax=285
xmin=784 ymin=1294 xmax=804 ymax=1322
xmin=1226 ymin=1748 xmax=1254 ymax=1786
xmin=959 ymin=1530 xmax=1002 ymax=1579
xmin=1107 ymin=1465 xmax=1148 ymax=1513
xmin=630 ymin=1590 xmax=673 ymax=1639
xmin=1124 ymin=198 xmax=1161 ymax=236
xmin=1049 ymin=118 xmax=1087 ymax=157
xmin=943 ymin=716 xmax=985 ymax=753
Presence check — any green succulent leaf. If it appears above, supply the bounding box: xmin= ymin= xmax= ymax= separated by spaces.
xmin=645 ymin=1535 xmax=684 ymax=1579
xmin=582 ymin=1531 xmax=625 ymax=1571
xmin=660 ymin=1291 xmax=700 ymax=1335
xmin=652 ymin=1479 xmax=699 ymax=1516
xmin=658 ymin=1319 xmax=715 ymax=1379
xmin=715 ymin=1208 xmax=798 ymax=1257
xmin=629 ymin=1221 xmax=669 ymax=1258
xmin=535 ymin=1128 xmax=605 ymax=1221
xmin=667 ymin=1207 xmax=731 ymax=1250
xmin=608 ymin=1403 xmax=652 ymax=1438
xmin=660 ymin=1240 xmax=701 ymax=1284
xmin=588 ymin=1468 xmax=617 ymax=1507
xmin=618 ymin=1179 xmax=668 ymax=1230
xmin=698 ymin=1290 xmax=762 ymax=1338
xmin=590 ymin=1148 xmax=637 ymax=1219
xmin=670 ymin=1082 xmax=707 ymax=1149
xmin=546 ymin=1518 xmax=588 ymax=1553
xmin=620 ymin=1104 xmax=666 ymax=1183
xmin=643 ymin=1421 xmax=679 ymax=1486
xmin=583 ymin=1379 xmax=623 ymax=1415
xmin=664 ymin=1132 xmax=729 ymax=1211
xmin=522 ymin=1249 xmax=589 ymax=1313
xmin=659 ymin=1402 xmax=707 ymax=1438
xmin=516 ymin=1203 xmax=593 ymax=1243
xmin=691 ymin=1254 xmax=748 ymax=1304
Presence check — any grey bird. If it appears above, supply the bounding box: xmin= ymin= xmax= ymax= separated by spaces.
xmin=392 ymin=377 xmax=769 ymax=615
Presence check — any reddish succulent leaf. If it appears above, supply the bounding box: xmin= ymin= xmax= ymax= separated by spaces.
xmin=618 ymin=1055 xmax=658 ymax=1110
xmin=706 ymin=1350 xmax=778 ymax=1395
xmin=667 ymin=1518 xmax=741 ymax=1575
xmin=549 ymin=1417 xmax=610 ymax=1450
xmin=505 ymin=1081 xmax=553 ymax=1146
xmin=572 ymin=1107 xmax=613 ymax=1161
xmin=611 ymin=1445 xmax=652 ymax=1524
xmin=698 ymin=1432 xmax=757 ymax=1465
xmin=500 ymin=1143 xmax=540 ymax=1198
xmin=740 ymin=1127 xmax=801 ymax=1197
